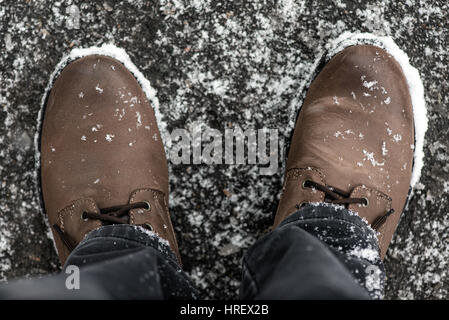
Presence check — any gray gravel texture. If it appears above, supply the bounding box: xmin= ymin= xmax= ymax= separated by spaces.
xmin=0 ymin=0 xmax=448 ymax=299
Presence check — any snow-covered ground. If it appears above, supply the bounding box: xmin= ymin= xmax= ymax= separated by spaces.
xmin=0 ymin=0 xmax=448 ymax=299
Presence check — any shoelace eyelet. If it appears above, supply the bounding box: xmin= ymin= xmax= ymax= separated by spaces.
xmin=296 ymin=202 xmax=307 ymax=210
xmin=302 ymin=180 xmax=311 ymax=189
xmin=362 ymin=197 xmax=369 ymax=207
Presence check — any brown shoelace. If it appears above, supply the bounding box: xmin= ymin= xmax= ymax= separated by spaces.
xmin=301 ymin=180 xmax=394 ymax=231
xmin=52 ymin=201 xmax=150 ymax=251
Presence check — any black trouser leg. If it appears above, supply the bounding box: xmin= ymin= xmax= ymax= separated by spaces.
xmin=240 ymin=204 xmax=384 ymax=299
xmin=0 ymin=225 xmax=197 ymax=299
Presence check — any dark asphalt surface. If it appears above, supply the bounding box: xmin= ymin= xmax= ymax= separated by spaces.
xmin=0 ymin=0 xmax=448 ymax=299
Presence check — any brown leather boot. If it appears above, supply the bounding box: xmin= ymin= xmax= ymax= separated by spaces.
xmin=39 ymin=55 xmax=181 ymax=265
xmin=274 ymin=45 xmax=414 ymax=258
